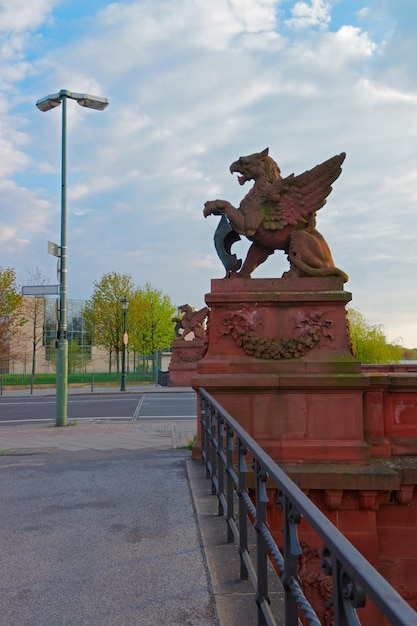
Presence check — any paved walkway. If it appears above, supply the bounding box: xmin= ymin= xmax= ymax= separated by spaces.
xmin=0 ymin=386 xmax=280 ymax=625
xmin=0 ymin=419 xmax=195 ymax=454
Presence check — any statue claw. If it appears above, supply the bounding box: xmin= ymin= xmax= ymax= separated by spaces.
xmin=204 ymin=201 xmax=225 ymax=217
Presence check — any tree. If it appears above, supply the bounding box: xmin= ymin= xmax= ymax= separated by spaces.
xmin=82 ymin=272 xmax=135 ymax=373
xmin=401 ymin=347 xmax=417 ymax=360
xmin=24 ymin=268 xmax=51 ymax=379
xmin=82 ymin=274 xmax=176 ymax=375
xmin=347 ymin=307 xmax=403 ymax=364
xmin=129 ymin=283 xmax=176 ymax=373
xmin=0 ymin=267 xmax=25 ymax=372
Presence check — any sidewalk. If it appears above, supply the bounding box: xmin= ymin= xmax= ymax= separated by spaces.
xmin=0 ymin=387 xmax=279 ymax=625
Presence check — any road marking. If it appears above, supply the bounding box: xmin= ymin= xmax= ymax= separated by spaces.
xmin=131 ymin=395 xmax=145 ymax=422
xmin=137 ymin=415 xmax=195 ymax=420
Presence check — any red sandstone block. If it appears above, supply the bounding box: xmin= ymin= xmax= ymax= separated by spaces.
xmin=363 ymin=390 xmax=386 ymax=437
xmin=380 ymin=558 xmax=417 ymax=589
xmin=335 ymin=509 xmax=376 ymax=531
xmin=306 ymin=394 xmax=363 ymax=439
xmin=384 ymin=395 xmax=417 ymax=437
xmin=343 ymin=532 xmax=379 ymax=564
xmin=379 ymin=527 xmax=417 ymax=558
xmin=377 ymin=505 xmax=417 ymax=527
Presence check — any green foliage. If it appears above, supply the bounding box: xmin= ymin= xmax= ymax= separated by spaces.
xmin=0 ymin=267 xmax=25 ymax=370
xmin=347 ymin=307 xmax=403 ymax=364
xmin=0 ymin=371 xmax=154 ymax=387
xmin=67 ymin=341 xmax=90 ymax=374
xmin=0 ymin=267 xmax=23 ymax=318
xmin=82 ymin=273 xmax=176 ymax=373
xmin=129 ymin=283 xmax=176 ymax=357
xmin=82 ymin=272 xmax=135 ymax=372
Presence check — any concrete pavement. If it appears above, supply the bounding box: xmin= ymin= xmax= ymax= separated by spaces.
xmin=0 ymin=386 xmax=283 ymax=625
xmin=0 ymin=416 xmax=196 ymax=455
xmin=0 ymin=447 xmax=217 ymax=626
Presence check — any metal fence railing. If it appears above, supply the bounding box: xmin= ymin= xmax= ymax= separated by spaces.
xmin=199 ymin=387 xmax=417 ymax=626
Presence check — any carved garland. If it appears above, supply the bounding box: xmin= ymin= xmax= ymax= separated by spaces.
xmin=177 ymin=346 xmax=207 ymax=362
xmin=219 ymin=310 xmax=334 ymax=360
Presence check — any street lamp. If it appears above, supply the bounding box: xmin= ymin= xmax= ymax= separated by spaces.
xmin=36 ymin=89 xmax=109 ymax=426
xmin=120 ymin=297 xmax=129 ymax=391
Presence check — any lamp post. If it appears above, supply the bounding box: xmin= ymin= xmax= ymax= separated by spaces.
xmin=36 ymin=90 xmax=109 ymax=426
xmin=120 ymin=297 xmax=129 ymax=391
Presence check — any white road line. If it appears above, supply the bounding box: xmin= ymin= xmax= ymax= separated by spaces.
xmin=138 ymin=415 xmax=195 ymax=419
xmin=131 ymin=396 xmax=145 ymax=422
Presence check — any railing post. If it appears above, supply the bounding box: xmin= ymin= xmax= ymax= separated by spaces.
xmin=322 ymin=546 xmax=364 ymax=626
xmin=280 ymin=492 xmax=302 ymax=625
xmin=200 ymin=394 xmax=208 ymax=469
xmin=203 ymin=401 xmax=211 ymax=477
xmin=226 ymin=425 xmax=235 ymax=543
xmin=210 ymin=407 xmax=217 ymax=494
xmin=255 ymin=459 xmax=269 ymax=625
xmin=238 ymin=438 xmax=249 ymax=581
xmin=217 ymin=417 xmax=225 ymax=516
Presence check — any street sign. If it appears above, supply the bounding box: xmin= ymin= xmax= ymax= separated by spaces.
xmin=48 ymin=241 xmax=60 ymax=257
xmin=123 ymin=332 xmax=129 ymax=345
xmin=22 ymin=285 xmax=60 ymax=296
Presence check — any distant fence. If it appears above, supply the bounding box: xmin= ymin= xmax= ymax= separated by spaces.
xmin=157 ymin=369 xmax=170 ymax=386
xmin=199 ymin=387 xmax=417 ymax=626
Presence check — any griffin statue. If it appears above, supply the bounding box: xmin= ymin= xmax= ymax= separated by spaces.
xmin=203 ymin=148 xmax=348 ymax=282
xmin=172 ymin=304 xmax=209 ymax=341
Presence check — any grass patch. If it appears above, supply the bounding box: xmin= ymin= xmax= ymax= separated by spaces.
xmin=185 ymin=435 xmax=197 ymax=450
xmin=0 ymin=372 xmax=155 ymax=387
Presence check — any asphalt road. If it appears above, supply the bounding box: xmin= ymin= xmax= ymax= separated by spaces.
xmin=0 ymin=392 xmax=197 ymax=426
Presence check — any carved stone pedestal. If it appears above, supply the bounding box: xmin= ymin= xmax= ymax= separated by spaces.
xmin=168 ymin=338 xmax=207 ymax=387
xmin=193 ymin=276 xmax=369 ymax=463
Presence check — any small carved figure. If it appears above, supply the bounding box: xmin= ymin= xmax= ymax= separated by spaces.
xmin=172 ymin=304 xmax=209 ymax=341
xmin=203 ymin=148 xmax=348 ymax=281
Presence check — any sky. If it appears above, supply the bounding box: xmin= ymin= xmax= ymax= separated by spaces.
xmin=1 ymin=0 xmax=417 ymax=346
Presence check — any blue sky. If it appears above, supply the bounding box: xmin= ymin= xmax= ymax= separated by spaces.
xmin=2 ymin=0 xmax=417 ymax=346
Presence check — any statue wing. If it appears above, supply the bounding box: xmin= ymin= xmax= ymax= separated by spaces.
xmin=262 ymin=153 xmax=346 ymax=231
xmin=190 ymin=307 xmax=209 ymax=326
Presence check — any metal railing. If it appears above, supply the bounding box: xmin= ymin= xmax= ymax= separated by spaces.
xmin=199 ymin=387 xmax=417 ymax=626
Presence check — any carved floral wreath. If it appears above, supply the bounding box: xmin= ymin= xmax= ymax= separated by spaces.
xmin=219 ymin=310 xmax=334 ymax=360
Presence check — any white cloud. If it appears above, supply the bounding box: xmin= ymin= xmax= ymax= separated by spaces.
xmin=285 ymin=0 xmax=331 ymax=29
xmin=0 ymin=0 xmax=56 ymax=32
xmin=331 ymin=25 xmax=376 ymax=57
xmin=359 ymin=78 xmax=417 ymax=104
xmin=0 ymin=133 xmax=29 ymax=177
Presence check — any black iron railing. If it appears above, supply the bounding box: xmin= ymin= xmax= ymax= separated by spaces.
xmin=199 ymin=387 xmax=417 ymax=626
